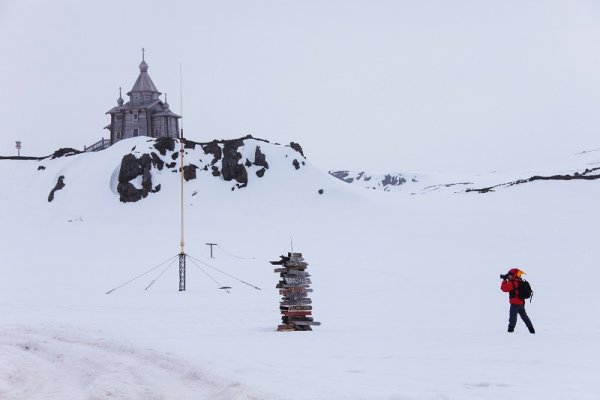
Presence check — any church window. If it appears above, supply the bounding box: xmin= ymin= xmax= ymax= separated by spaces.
xmin=133 ymin=128 xmax=139 ymax=137
xmin=134 ymin=113 xmax=138 ymax=120
xmin=117 ymin=131 xmax=121 ymax=140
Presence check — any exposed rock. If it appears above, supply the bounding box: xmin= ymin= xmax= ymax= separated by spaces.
xmin=116 ymin=182 xmax=144 ymax=203
xmin=211 ymin=166 xmax=221 ymax=177
xmin=289 ymin=142 xmax=305 ymax=157
xmin=221 ymin=138 xmax=248 ymax=187
xmin=171 ymin=152 xmax=179 ymax=160
xmin=51 ymin=148 xmax=81 ymax=159
xmin=117 ymin=153 xmax=154 ymax=203
xmin=153 ymin=137 xmax=176 ymax=156
xmin=292 ymin=159 xmax=300 ymax=170
xmin=245 ymin=158 xmax=252 ymax=167
xmin=318 ymin=189 xmax=324 ymax=195
xmin=255 ymin=146 xmax=269 ymax=169
xmin=38 ymin=166 xmax=46 ymax=171
xmin=466 ymin=167 xmax=600 ymax=193
xmin=48 ymin=175 xmax=65 ymax=202
xmin=329 ymin=170 xmax=353 ymax=183
xmin=184 ymin=164 xmax=198 ymax=181
xmin=381 ymin=174 xmax=406 ymax=187
xmin=330 ymin=170 xmax=412 ymax=191
xmin=184 ymin=140 xmax=196 ymax=149
xmin=152 ymin=184 xmax=161 ymax=193
xmin=150 ymin=152 xmax=164 ymax=171
xmin=201 ymin=140 xmax=223 ymax=165
xmin=256 ymin=168 xmax=266 ymax=178
xmin=166 ymin=162 xmax=177 ymax=169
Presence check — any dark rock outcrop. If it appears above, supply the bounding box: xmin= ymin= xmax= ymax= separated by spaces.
xmin=117 ymin=153 xmax=154 ymax=203
xmin=256 ymin=168 xmax=266 ymax=178
xmin=289 ymin=142 xmax=305 ymax=157
xmin=466 ymin=167 xmax=600 ymax=193
xmin=51 ymin=148 xmax=82 ymax=159
xmin=255 ymin=146 xmax=269 ymax=169
xmin=382 ymin=174 xmax=406 ymax=187
xmin=38 ymin=166 xmax=46 ymax=171
xmin=292 ymin=159 xmax=300 ymax=170
xmin=221 ymin=138 xmax=248 ymax=187
xmin=184 ymin=164 xmax=198 ymax=181
xmin=48 ymin=175 xmax=66 ymax=202
xmin=201 ymin=141 xmax=223 ymax=165
xmin=329 ymin=170 xmax=354 ymax=183
xmin=153 ymin=137 xmax=176 ymax=156
xmin=150 ymin=152 xmax=164 ymax=171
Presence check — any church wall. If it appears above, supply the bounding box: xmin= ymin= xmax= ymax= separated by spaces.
xmin=167 ymin=117 xmax=178 ymax=138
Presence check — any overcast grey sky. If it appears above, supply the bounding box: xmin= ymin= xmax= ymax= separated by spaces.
xmin=1 ymin=0 xmax=599 ymax=172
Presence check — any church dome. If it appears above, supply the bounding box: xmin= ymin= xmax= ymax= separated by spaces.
xmin=139 ymin=59 xmax=149 ymax=72
xmin=117 ymin=87 xmax=124 ymax=106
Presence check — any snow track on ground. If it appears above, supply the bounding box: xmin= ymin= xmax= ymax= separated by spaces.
xmin=0 ymin=325 xmax=268 ymax=400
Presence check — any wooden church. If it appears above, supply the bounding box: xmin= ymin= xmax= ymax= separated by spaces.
xmin=105 ymin=50 xmax=181 ymax=145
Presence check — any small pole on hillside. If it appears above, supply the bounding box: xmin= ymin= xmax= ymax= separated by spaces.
xmin=15 ymin=141 xmax=21 ymax=157
xmin=206 ymin=243 xmax=217 ymax=258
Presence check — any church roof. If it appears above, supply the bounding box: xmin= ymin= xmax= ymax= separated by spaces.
xmin=106 ymin=100 xmax=180 ymax=118
xmin=127 ymin=59 xmax=160 ymax=95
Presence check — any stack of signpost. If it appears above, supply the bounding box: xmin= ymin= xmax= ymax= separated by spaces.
xmin=271 ymin=252 xmax=321 ymax=332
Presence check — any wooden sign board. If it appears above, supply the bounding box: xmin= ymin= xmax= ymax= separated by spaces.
xmin=279 ymin=287 xmax=312 ymax=294
xmin=280 ymin=299 xmax=312 ymax=306
xmin=292 ymin=320 xmax=322 ymax=326
xmin=286 ymin=261 xmax=308 ymax=268
xmin=277 ymin=283 xmax=311 ymax=289
xmin=284 ymin=277 xmax=311 ymax=285
xmin=277 ymin=324 xmax=296 ymax=332
xmin=281 ymin=270 xmax=310 ymax=277
xmin=283 ymin=311 xmax=312 ymax=317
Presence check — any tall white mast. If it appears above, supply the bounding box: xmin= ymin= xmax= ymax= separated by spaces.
xmin=178 ymin=62 xmax=186 ymax=291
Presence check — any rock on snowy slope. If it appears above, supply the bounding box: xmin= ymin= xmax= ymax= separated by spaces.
xmin=115 ymin=135 xmax=307 ymax=202
xmin=329 ymin=170 xmax=421 ymax=192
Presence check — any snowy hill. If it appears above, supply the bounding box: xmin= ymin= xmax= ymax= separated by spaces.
xmin=330 ymin=148 xmax=600 ymax=194
xmin=1 ymin=138 xmax=600 ymax=400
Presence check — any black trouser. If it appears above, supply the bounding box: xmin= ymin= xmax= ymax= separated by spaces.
xmin=508 ymin=304 xmax=535 ymax=332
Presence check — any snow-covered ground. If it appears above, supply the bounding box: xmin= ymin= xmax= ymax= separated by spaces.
xmin=1 ymin=137 xmax=599 ymax=399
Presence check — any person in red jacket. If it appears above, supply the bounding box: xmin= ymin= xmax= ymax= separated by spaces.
xmin=500 ymin=268 xmax=535 ymax=334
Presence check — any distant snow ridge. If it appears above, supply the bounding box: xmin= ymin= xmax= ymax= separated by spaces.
xmin=328 ymin=170 xmax=420 ymax=192
xmin=117 ymin=135 xmax=307 ymax=202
